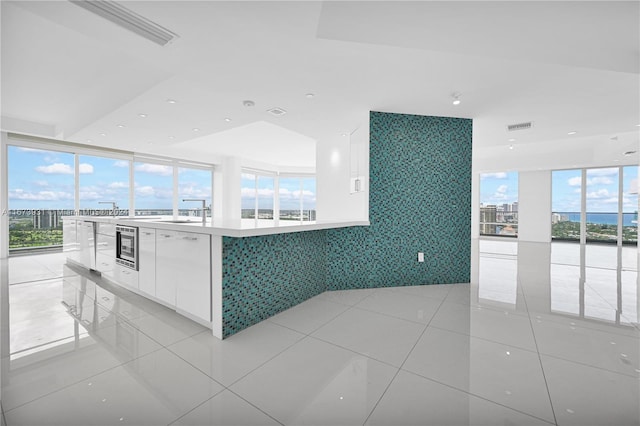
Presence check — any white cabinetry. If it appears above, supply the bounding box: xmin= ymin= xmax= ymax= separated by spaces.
xmin=155 ymin=230 xmax=178 ymax=306
xmin=175 ymin=232 xmax=211 ymax=322
xmin=138 ymin=228 xmax=156 ymax=297
xmin=78 ymin=220 xmax=96 ymax=270
xmin=62 ymin=218 xmax=80 ymax=264
xmin=114 ymin=266 xmax=139 ymax=290
xmin=62 ymin=218 xmax=213 ymax=327
xmin=156 ymin=230 xmax=211 ymax=322
xmin=95 ymin=223 xmax=116 ymax=279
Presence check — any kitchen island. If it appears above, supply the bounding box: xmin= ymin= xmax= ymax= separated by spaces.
xmin=63 ymin=215 xmax=369 ymax=339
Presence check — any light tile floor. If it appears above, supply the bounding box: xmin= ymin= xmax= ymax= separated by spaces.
xmin=1 ymin=240 xmax=639 ymax=425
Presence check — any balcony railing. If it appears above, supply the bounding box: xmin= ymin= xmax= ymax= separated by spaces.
xmin=479 ymin=222 xmax=518 ymax=238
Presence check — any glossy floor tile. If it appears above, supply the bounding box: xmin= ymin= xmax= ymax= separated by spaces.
xmin=541 ymin=355 xmax=640 ymax=426
xmin=267 ymin=297 xmax=350 ymax=335
xmin=167 ymin=321 xmax=304 ymax=386
xmin=1 ymin=240 xmax=639 ymax=426
xmin=230 ymin=336 xmax=398 ymax=425
xmin=171 ymin=390 xmax=280 ymax=426
xmin=311 ymin=307 xmax=426 ymax=367
xmin=365 ymin=370 xmax=553 ymax=426
xmin=403 ymin=327 xmax=555 ymax=423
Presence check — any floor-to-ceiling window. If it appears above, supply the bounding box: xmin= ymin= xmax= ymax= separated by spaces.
xmin=241 ymin=171 xmax=316 ymax=224
xmin=622 ymin=165 xmax=638 ymax=245
xmin=279 ymin=175 xmax=316 ymax=223
xmin=241 ymin=172 xmax=258 ymax=219
xmin=552 ymin=166 xmax=637 ymax=245
xmin=133 ymin=161 xmax=174 ymax=216
xmin=257 ymin=175 xmax=275 ymax=220
xmin=479 ymin=172 xmax=518 ymax=237
xmin=5 ymin=136 xmax=216 ymax=253
xmin=586 ymin=167 xmax=619 ymax=244
xmin=7 ymin=146 xmax=75 ymax=250
xmin=79 ymin=155 xmax=130 ymax=216
xmin=551 ymin=169 xmax=582 ymax=242
xmin=178 ymin=166 xmax=213 ymax=218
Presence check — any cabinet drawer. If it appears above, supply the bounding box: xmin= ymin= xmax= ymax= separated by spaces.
xmin=114 ymin=266 xmax=139 ymax=290
xmin=96 ymin=234 xmax=116 ymax=257
xmin=96 ymin=222 xmax=115 ymax=236
xmin=96 ymin=253 xmax=115 ymax=275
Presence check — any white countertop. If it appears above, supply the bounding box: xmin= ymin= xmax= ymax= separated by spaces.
xmin=63 ymin=215 xmax=369 ymax=237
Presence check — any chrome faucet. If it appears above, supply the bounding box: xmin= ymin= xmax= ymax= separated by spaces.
xmin=182 ymin=199 xmax=209 ymax=225
xmin=98 ymin=201 xmax=118 ymax=217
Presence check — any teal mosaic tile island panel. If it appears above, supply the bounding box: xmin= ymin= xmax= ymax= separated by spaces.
xmin=327 ymin=111 xmax=472 ymax=290
xmin=221 ymin=230 xmax=328 ymax=338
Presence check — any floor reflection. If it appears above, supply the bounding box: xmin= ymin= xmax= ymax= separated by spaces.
xmin=475 ymin=239 xmax=639 ymax=330
xmin=0 ymin=243 xmax=638 ymax=425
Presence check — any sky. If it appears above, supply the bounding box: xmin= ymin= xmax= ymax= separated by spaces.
xmin=241 ymin=173 xmax=316 ymax=210
xmin=7 ymin=146 xmax=316 ymax=212
xmin=552 ymin=166 xmax=638 ymax=213
xmin=481 ymin=167 xmax=639 ymax=214
xmin=479 ymin=172 xmax=519 ymax=207
xmin=8 ymin=146 xmax=212 ymax=211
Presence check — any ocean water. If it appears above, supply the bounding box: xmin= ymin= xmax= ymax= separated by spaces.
xmin=560 ymin=213 xmax=637 ymax=226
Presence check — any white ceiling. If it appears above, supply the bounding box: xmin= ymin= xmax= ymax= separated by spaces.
xmin=1 ymin=1 xmax=639 ymax=171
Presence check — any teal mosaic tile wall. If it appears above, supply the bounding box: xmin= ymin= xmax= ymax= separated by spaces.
xmin=221 ymin=230 xmax=327 ymax=337
xmin=327 ymin=111 xmax=472 ymax=289
xmin=221 ymin=111 xmax=472 ymax=337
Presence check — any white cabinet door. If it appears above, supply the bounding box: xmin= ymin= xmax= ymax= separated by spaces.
xmin=155 ymin=230 xmax=178 ymax=306
xmin=175 ymin=232 xmax=211 ymax=322
xmin=138 ymin=228 xmax=156 ymax=297
xmin=79 ymin=221 xmax=96 ymax=269
xmin=62 ymin=218 xmax=80 ymax=263
xmin=95 ymin=233 xmax=115 ymax=277
xmin=114 ymin=266 xmax=139 ymax=290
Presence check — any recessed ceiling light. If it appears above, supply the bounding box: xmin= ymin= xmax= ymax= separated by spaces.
xmin=138 ymin=113 xmax=147 ymax=118
xmin=508 ymin=138 xmax=516 ymax=142
xmin=224 ymin=118 xmax=232 ymax=122
xmin=166 ymin=99 xmax=177 ymax=104
xmin=342 ymin=133 xmax=347 ymax=137
xmin=192 ymin=128 xmax=200 ymax=132
xmin=100 ymin=133 xmax=107 ymax=136
xmin=509 ymin=145 xmax=514 ymax=150
xmin=87 ymin=139 xmax=93 ymax=143
xmin=636 ymin=124 xmax=640 ymax=127
xmin=243 ymin=100 xmax=255 ymax=107
xmin=452 ymin=92 xmax=461 ymax=105
xmin=168 ymin=136 xmax=175 ymax=139
xmin=117 ymin=124 xmax=125 ymax=128
xmin=567 ymin=131 xmax=577 ymax=135
xmin=305 ymin=93 xmax=315 ymax=99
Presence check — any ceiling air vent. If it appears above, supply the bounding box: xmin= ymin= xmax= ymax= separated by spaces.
xmin=507 ymin=121 xmax=533 ymax=132
xmin=267 ymin=107 xmax=287 ymax=117
xmin=69 ymin=0 xmax=178 ymax=46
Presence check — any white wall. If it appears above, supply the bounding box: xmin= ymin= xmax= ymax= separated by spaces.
xmin=316 ymin=120 xmax=369 ymax=223
xmin=518 ymin=170 xmax=552 ymax=243
xmin=218 ymin=156 xmax=242 ymax=227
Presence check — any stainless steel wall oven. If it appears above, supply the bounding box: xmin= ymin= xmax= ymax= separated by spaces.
xmin=116 ymin=225 xmax=138 ymax=270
